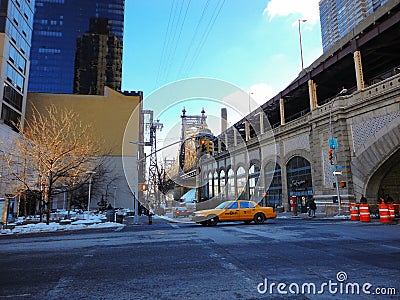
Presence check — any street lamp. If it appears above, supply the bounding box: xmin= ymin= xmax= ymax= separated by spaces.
xmin=298 ymin=19 xmax=307 ymax=70
xmin=86 ymin=171 xmax=96 ymax=218
xmin=329 ymin=88 xmax=348 ymax=215
xmin=248 ymin=92 xmax=254 ymax=114
xmin=113 ymin=186 xmax=117 ymax=209
xmin=130 ymin=141 xmax=144 ymax=224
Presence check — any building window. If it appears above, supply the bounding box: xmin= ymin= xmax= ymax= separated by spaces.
xmin=3 ymin=83 xmax=23 ymax=111
xmin=1 ymin=104 xmax=21 ymax=131
xmin=248 ymin=163 xmax=260 ymax=201
xmin=219 ymin=170 xmax=225 ymax=199
xmin=227 ymin=168 xmax=235 ymax=200
xmin=236 ymin=166 xmax=246 ymax=200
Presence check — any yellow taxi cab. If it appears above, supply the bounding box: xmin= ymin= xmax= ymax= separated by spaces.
xmin=192 ymin=200 xmax=277 ymax=226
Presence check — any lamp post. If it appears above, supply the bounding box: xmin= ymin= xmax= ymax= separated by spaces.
xmin=248 ymin=92 xmax=254 ymax=114
xmin=113 ymin=186 xmax=117 ymax=209
xmin=130 ymin=141 xmax=144 ymax=224
xmin=86 ymin=171 xmax=96 ymax=218
xmin=298 ymin=19 xmax=307 ymax=70
xmin=329 ymin=88 xmax=347 ymax=215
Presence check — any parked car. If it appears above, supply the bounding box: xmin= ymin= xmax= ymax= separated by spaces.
xmin=192 ymin=200 xmax=277 ymax=226
xmin=173 ymin=207 xmax=191 ymax=218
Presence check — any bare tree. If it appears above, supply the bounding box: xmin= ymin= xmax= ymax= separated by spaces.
xmin=2 ymin=105 xmax=102 ymax=224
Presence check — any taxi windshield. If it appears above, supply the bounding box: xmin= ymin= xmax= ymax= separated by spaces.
xmin=215 ymin=202 xmax=232 ymax=209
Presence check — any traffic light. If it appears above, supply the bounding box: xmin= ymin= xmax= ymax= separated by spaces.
xmin=206 ymin=141 xmax=214 ymax=153
xmin=328 ymin=149 xmax=334 ymax=165
xmin=200 ymin=139 xmax=207 ymax=152
xmin=340 ymin=181 xmax=346 ymax=188
xmin=139 ymin=183 xmax=148 ymax=191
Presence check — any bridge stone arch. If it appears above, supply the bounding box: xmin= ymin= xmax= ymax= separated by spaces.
xmin=284 ymin=151 xmax=313 ymax=210
xmin=283 ymin=149 xmax=312 ymax=166
xmin=352 ymin=120 xmax=400 ymax=202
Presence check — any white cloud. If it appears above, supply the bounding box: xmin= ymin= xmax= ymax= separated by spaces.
xmin=263 ymin=0 xmax=320 ymax=25
xmin=248 ymin=83 xmax=276 ymax=106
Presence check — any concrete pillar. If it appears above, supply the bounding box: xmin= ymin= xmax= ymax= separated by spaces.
xmin=233 ymin=128 xmax=237 ymax=146
xmin=245 ymin=121 xmax=250 ymax=141
xmin=354 ymin=50 xmax=365 ymax=90
xmin=281 ymin=165 xmax=289 ymax=212
xmin=259 ymin=112 xmax=265 ymax=134
xmin=280 ymin=98 xmax=286 ymax=125
xmin=308 ymin=79 xmax=318 ymax=110
xmin=218 ymin=138 xmax=221 ymax=153
xmin=225 ymin=133 xmax=228 ymax=150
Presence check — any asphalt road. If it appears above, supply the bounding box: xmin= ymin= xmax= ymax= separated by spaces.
xmin=0 ymin=217 xmax=399 ymax=299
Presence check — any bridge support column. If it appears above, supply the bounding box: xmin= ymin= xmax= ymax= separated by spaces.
xmin=245 ymin=120 xmax=250 ymax=141
xmin=280 ymin=98 xmax=285 ymax=125
xmin=225 ymin=133 xmax=228 ymax=149
xmin=233 ymin=128 xmax=238 ymax=146
xmin=259 ymin=112 xmax=264 ymax=134
xmin=308 ymin=79 xmax=318 ymax=110
xmin=354 ymin=50 xmax=365 ymax=90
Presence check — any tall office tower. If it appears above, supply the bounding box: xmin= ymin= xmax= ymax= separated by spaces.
xmin=319 ymin=0 xmax=388 ymax=52
xmin=0 ymin=0 xmax=35 ymax=129
xmin=73 ymin=18 xmax=122 ymax=95
xmin=29 ymin=0 xmax=124 ymax=94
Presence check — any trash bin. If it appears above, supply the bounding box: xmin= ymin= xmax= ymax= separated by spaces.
xmin=116 ymin=214 xmax=124 ymax=224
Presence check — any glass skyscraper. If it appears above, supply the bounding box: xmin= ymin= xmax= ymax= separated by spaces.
xmin=29 ymin=0 xmax=124 ymax=94
xmin=0 ymin=0 xmax=35 ymax=129
xmin=319 ymin=0 xmax=388 ymax=52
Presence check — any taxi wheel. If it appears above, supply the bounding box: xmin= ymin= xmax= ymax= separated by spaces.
xmin=254 ymin=213 xmax=265 ymax=224
xmin=207 ymin=215 xmax=219 ymax=226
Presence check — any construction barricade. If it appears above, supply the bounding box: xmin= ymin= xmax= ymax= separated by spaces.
xmin=388 ymin=204 xmax=395 ymax=222
xmin=349 ymin=203 xmax=359 ymax=221
xmin=379 ymin=204 xmax=390 ymax=223
xmin=359 ymin=204 xmax=371 ymax=222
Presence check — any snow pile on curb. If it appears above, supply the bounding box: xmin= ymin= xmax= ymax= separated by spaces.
xmin=1 ymin=220 xmax=124 ymax=236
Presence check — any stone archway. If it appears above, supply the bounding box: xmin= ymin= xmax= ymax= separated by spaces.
xmin=351 ymin=120 xmax=400 ymax=202
xmin=365 ymin=148 xmax=400 ymax=203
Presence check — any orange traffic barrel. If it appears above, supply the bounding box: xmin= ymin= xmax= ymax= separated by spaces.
xmin=379 ymin=204 xmax=390 ymax=223
xmin=359 ymin=204 xmax=371 ymax=222
xmin=349 ymin=203 xmax=359 ymax=221
xmin=388 ymin=204 xmax=395 ymax=221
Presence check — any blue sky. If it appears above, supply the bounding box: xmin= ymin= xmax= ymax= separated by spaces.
xmin=121 ymin=0 xmax=322 ymax=154
xmin=122 ymin=0 xmax=322 ymax=103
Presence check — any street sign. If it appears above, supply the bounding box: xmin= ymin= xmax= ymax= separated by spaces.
xmin=328 ymin=138 xmax=338 ymax=149
xmin=333 ymin=171 xmax=342 ymax=175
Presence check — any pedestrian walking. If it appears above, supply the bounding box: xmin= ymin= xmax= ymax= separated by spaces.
xmin=308 ymin=198 xmax=317 ymax=218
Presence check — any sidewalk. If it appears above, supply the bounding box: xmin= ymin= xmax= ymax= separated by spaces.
xmin=277 ymin=211 xmax=351 ymax=221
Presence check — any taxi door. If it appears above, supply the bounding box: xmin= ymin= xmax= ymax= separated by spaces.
xmin=220 ymin=201 xmax=240 ymax=221
xmin=239 ymin=201 xmax=254 ymax=221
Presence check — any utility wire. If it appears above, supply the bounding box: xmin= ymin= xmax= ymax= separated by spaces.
xmin=184 ymin=0 xmax=225 ymax=77
xmin=163 ymin=0 xmax=192 ymax=82
xmin=176 ymin=0 xmax=211 ymax=79
xmin=155 ymin=0 xmax=176 ymax=89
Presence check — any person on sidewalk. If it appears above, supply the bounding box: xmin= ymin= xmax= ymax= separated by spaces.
xmin=359 ymin=194 xmax=367 ymax=204
xmin=308 ymin=198 xmax=317 ymax=218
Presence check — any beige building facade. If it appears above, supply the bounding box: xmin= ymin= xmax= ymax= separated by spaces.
xmin=26 ymin=87 xmax=144 ymax=209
